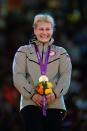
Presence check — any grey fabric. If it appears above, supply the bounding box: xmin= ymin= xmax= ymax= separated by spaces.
xmin=12 ymin=40 xmax=72 ymax=110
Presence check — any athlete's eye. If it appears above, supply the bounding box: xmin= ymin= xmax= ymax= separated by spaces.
xmin=46 ymin=28 xmax=50 ymax=31
xmin=39 ymin=28 xmax=44 ymax=31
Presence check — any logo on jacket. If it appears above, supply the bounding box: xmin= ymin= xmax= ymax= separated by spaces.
xmin=49 ymin=50 xmax=56 ymax=56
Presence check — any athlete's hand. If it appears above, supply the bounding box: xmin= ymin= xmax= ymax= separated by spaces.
xmin=32 ymin=94 xmax=43 ymax=107
xmin=46 ymin=92 xmax=55 ymax=104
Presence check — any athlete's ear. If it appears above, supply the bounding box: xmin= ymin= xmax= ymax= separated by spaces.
xmin=34 ymin=27 xmax=37 ymax=36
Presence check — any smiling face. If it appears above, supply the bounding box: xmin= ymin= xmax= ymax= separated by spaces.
xmin=34 ymin=21 xmax=53 ymax=43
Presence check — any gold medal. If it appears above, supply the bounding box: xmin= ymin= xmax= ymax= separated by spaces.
xmin=39 ymin=75 xmax=49 ymax=82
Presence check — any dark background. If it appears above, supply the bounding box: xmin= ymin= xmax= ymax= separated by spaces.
xmin=0 ymin=0 xmax=87 ymax=131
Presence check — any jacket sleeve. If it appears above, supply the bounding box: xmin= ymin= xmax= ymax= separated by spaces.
xmin=12 ymin=46 xmax=34 ymax=99
xmin=53 ymin=47 xmax=72 ymax=98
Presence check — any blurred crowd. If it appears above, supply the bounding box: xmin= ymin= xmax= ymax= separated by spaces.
xmin=0 ymin=0 xmax=87 ymax=131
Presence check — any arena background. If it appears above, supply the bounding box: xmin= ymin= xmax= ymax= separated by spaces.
xmin=0 ymin=0 xmax=87 ymax=130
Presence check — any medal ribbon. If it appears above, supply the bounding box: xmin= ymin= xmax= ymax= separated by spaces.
xmin=34 ymin=44 xmax=50 ymax=75
xmin=34 ymin=43 xmax=51 ymax=116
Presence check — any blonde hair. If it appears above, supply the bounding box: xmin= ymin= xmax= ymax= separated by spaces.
xmin=33 ymin=14 xmax=55 ymax=29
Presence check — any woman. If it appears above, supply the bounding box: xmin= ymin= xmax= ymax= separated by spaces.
xmin=13 ymin=14 xmax=72 ymax=131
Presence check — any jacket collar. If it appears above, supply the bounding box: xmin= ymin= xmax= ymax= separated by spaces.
xmin=29 ymin=36 xmax=54 ymax=47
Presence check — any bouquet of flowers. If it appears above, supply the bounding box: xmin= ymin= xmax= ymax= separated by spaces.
xmin=35 ymin=81 xmax=53 ymax=95
xmin=35 ymin=76 xmax=53 ymax=116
